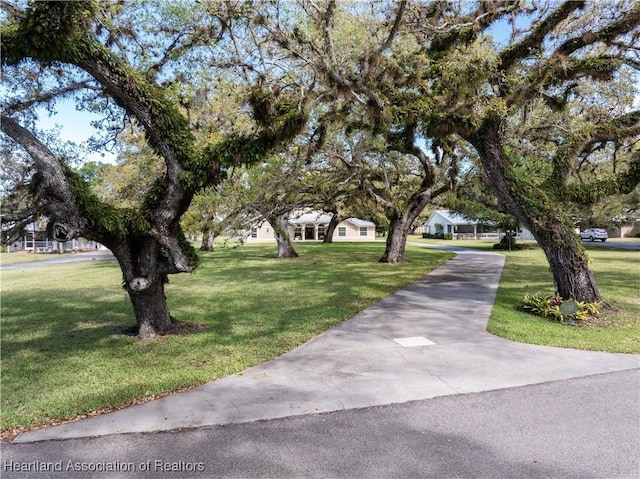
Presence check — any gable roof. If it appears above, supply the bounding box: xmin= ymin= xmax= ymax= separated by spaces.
xmin=426 ymin=210 xmax=477 ymax=226
xmin=344 ymin=217 xmax=376 ymax=227
xmin=289 ymin=212 xmax=333 ymax=225
xmin=287 ymin=212 xmax=375 ymax=227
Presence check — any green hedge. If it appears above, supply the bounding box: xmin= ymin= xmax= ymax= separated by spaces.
xmin=422 ymin=233 xmax=453 ymax=240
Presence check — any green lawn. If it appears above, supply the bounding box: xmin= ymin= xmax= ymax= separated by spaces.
xmin=409 ymin=235 xmax=640 ymax=352
xmin=1 ymin=242 xmax=453 ymax=434
xmin=487 ymin=244 xmax=640 ymax=352
xmin=2 ymin=239 xmax=638 ymax=436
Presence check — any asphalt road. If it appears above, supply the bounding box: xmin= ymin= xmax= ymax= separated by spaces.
xmin=2 ymin=370 xmax=639 ymax=479
xmin=580 ymin=240 xmax=640 ymax=251
xmin=0 ymin=250 xmax=116 ymax=270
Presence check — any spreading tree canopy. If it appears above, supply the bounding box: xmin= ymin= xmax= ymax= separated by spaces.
xmin=258 ymin=0 xmax=640 ymax=301
xmin=2 ymin=0 xmax=639 ymax=339
xmin=1 ymin=1 xmax=307 ymax=338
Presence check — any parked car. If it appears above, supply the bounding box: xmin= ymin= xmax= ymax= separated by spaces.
xmin=579 ymin=228 xmax=608 ymax=242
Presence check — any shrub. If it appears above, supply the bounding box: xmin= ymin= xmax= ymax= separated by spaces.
xmin=493 ymin=234 xmax=531 ymax=250
xmin=493 ymin=242 xmax=531 ymax=250
xmin=422 ymin=232 xmax=453 ymax=240
xmin=520 ymin=292 xmax=603 ymax=323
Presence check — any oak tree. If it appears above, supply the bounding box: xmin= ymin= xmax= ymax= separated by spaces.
xmin=1 ymin=1 xmax=307 ymax=338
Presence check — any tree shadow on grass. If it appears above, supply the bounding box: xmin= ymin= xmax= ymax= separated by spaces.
xmin=1 ymin=243 xmax=454 ymax=431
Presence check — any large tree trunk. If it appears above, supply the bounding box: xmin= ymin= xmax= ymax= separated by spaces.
xmin=270 ymin=215 xmax=298 ymax=259
xmin=534 ymin=226 xmax=601 ymax=301
xmin=1 ymin=114 xmax=185 ymax=341
xmin=126 ymin=277 xmax=175 ymax=340
xmin=323 ymin=213 xmax=340 ymax=244
xmin=199 ymin=227 xmax=215 ymax=251
xmin=380 ymin=214 xmax=408 ymax=263
xmin=2 ymin=3 xmax=308 ymax=342
xmin=109 ymin=238 xmax=182 ymax=340
xmin=470 ymin=118 xmax=603 ymax=303
xmin=379 ymin=193 xmax=431 ymax=264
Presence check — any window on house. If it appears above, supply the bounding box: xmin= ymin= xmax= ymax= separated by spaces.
xmin=338 ymin=227 xmax=346 ymax=237
xmin=251 ymin=227 xmax=258 ymax=239
xmin=359 ymin=227 xmax=367 ymax=236
xmin=294 ymin=227 xmax=302 ymax=239
xmin=318 ymin=225 xmax=325 ymax=240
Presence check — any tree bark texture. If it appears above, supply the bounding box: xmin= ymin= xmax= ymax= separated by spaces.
xmin=200 ymin=228 xmax=215 ymax=251
xmin=126 ymin=276 xmax=174 ymax=339
xmin=379 ymin=189 xmax=432 ymax=264
xmin=109 ymin=239 xmax=180 ymax=339
xmin=380 ymin=215 xmax=408 ymax=263
xmin=270 ymin=215 xmax=298 ymax=259
xmin=469 ymin=119 xmax=603 ymax=302
xmin=323 ymin=213 xmax=340 ymax=243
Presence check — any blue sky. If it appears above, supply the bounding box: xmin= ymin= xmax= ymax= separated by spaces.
xmin=35 ymin=104 xmax=117 ymax=164
xmin=31 ymin=12 xmax=639 ymax=166
xmin=34 ymin=22 xmax=514 ymax=166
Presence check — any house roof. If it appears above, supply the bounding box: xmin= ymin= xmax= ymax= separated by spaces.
xmin=427 ymin=210 xmax=477 ymax=226
xmin=287 ymin=212 xmax=375 ymax=227
xmin=345 ymin=217 xmax=376 ymax=227
xmin=289 ymin=213 xmax=333 ymax=225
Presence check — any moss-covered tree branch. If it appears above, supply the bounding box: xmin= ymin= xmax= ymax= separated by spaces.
xmin=498 ymin=1 xmax=584 ymax=72
xmin=567 ymin=153 xmax=640 ymax=205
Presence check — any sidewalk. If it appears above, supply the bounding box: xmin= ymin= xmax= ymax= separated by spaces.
xmin=13 ymin=245 xmax=639 ymax=443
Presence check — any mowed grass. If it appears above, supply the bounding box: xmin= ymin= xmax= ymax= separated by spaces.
xmin=488 ymin=244 xmax=640 ymax=352
xmin=0 ymin=242 xmax=453 ymax=434
xmin=410 ymin=235 xmax=640 ymax=352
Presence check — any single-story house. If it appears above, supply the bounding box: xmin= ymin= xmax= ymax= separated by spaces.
xmin=424 ymin=210 xmax=534 ymax=240
xmin=7 ymin=236 xmax=102 ymax=253
xmin=4 ymin=224 xmax=101 ymax=253
xmin=246 ymin=212 xmax=376 ymax=243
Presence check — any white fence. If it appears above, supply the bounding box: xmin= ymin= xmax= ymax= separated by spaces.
xmin=8 ymin=237 xmax=100 ymax=253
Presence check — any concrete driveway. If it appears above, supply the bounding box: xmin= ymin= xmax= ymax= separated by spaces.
xmin=2 ymin=244 xmax=638 ymax=479
xmin=11 ymin=246 xmax=638 ymax=444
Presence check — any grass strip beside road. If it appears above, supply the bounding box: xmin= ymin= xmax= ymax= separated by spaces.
xmin=488 ymin=245 xmax=640 ymax=353
xmin=0 ymin=252 xmax=60 ymax=266
xmin=410 ymin=236 xmax=640 ymax=353
xmin=1 ymin=242 xmax=453 ymax=434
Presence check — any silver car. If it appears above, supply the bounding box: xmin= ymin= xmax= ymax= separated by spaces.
xmin=579 ymin=228 xmax=608 ymax=242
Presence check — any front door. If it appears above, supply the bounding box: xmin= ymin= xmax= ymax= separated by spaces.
xmin=305 ymin=226 xmax=315 ymax=240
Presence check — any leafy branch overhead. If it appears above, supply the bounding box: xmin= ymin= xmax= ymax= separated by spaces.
xmin=0 ymin=0 xmax=308 ymax=339
xmin=1 ymin=0 xmax=639 ymax=338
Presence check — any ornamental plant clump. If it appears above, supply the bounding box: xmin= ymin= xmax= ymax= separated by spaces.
xmin=521 ymin=292 xmax=603 ymax=323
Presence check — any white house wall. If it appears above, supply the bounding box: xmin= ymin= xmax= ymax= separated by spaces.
xmin=334 ymin=220 xmax=375 ymax=241
xmin=425 ymin=211 xmax=456 ymax=235
xmin=424 ymin=209 xmax=536 ymax=241
xmin=246 ymin=219 xmax=375 ymax=243
xmin=247 ymin=221 xmax=275 ymax=243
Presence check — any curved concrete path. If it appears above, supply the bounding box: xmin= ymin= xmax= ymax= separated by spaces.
xmin=14 ymin=245 xmax=639 ymax=443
